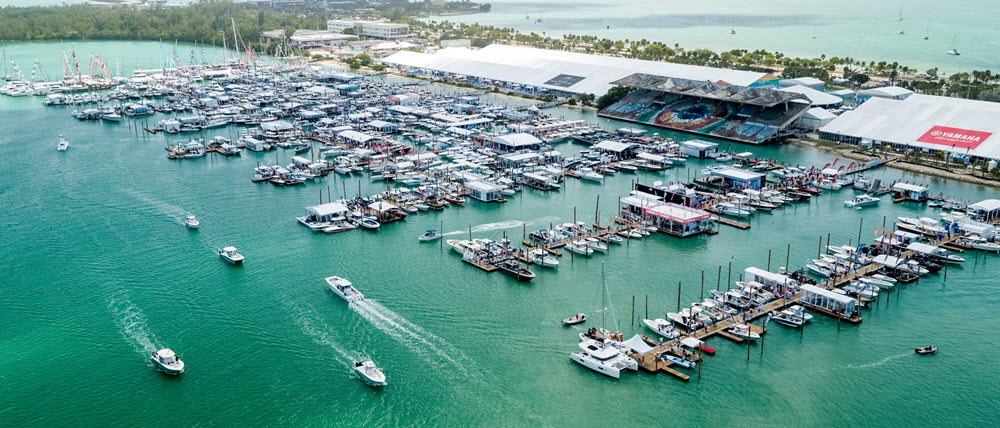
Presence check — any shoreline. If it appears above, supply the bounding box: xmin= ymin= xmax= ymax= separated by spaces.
xmin=787 ymin=138 xmax=1000 ymax=189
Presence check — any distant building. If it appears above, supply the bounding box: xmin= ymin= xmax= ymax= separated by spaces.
xmin=856 ymin=86 xmax=914 ymax=102
xmin=327 ymin=19 xmax=410 ymax=40
xmin=288 ymin=30 xmax=355 ymax=50
xmin=440 ymin=39 xmax=472 ymax=49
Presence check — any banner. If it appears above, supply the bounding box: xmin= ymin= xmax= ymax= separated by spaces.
xmin=916 ymin=126 xmax=992 ymax=150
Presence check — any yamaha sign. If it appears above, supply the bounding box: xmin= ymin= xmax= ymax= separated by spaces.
xmin=916 ymin=125 xmax=992 ymax=150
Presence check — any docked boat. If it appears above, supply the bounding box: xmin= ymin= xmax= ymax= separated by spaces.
xmin=771 ymin=311 xmax=805 ymax=328
xmin=57 ymin=136 xmax=69 ymax=151
xmin=779 ymin=305 xmax=813 ymax=322
xmin=568 ymin=241 xmax=593 ymax=256
xmin=715 ymin=202 xmax=752 ymax=217
xmin=322 ymin=220 xmax=356 ymax=233
xmin=185 ymin=215 xmax=200 ymax=229
xmin=728 ymin=324 xmax=760 ymax=341
xmin=563 ymin=313 xmax=586 ymax=325
xmin=915 ymin=345 xmax=938 ymax=355
xmin=642 ymin=318 xmax=680 ymax=339
xmin=956 ymin=235 xmax=1000 ymax=253
xmin=584 ymin=237 xmax=608 ymax=252
xmin=326 ymin=276 xmax=364 ymax=303
xmin=418 ymin=229 xmax=442 ymax=242
xmin=354 ymin=360 xmax=387 ymax=386
xmin=151 ymin=348 xmax=185 ymax=375
xmin=496 ymin=259 xmax=535 ymax=282
xmin=527 ymin=249 xmax=559 ymax=267
xmin=359 ymin=216 xmax=380 ymax=230
xmin=579 ymin=169 xmax=604 ymax=182
xmin=845 ymin=194 xmax=880 ymax=208
xmin=662 ymin=353 xmax=696 ymax=369
xmin=219 ymin=246 xmax=244 ymax=265
xmin=570 ymin=339 xmax=632 ymax=379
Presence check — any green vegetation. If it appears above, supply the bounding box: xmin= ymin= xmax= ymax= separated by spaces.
xmin=596 ymin=86 xmax=631 ymax=110
xmin=0 ymin=2 xmax=329 ymax=55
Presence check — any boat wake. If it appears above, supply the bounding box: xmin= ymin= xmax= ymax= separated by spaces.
xmin=441 ymin=220 xmax=525 ymax=236
xmin=122 ymin=189 xmax=190 ymax=223
xmin=351 ymin=300 xmax=473 ymax=377
xmin=294 ymin=307 xmax=353 ymax=367
xmin=846 ymin=352 xmax=909 ymax=369
xmin=108 ymin=295 xmax=158 ymax=355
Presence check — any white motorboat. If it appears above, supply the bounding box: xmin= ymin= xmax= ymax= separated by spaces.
xmin=957 ymin=235 xmax=1000 ymax=253
xmin=843 ymin=282 xmax=878 ymax=299
xmin=322 ymin=220 xmax=356 ymax=233
xmin=871 ymin=274 xmax=897 ymax=283
xmin=845 ymin=194 xmax=880 ymax=208
xmin=354 ymin=360 xmax=386 ymax=386
xmin=359 ymin=216 xmax=380 ymax=230
xmin=860 ymin=277 xmax=894 ymax=288
xmin=642 ymin=318 xmax=680 ymax=339
xmin=527 ymin=249 xmax=559 ymax=267
xmin=57 ymin=136 xmax=69 ymax=151
xmin=579 ymin=169 xmax=604 ymax=182
xmin=814 ymin=178 xmax=842 ymax=190
xmin=779 ymin=305 xmax=813 ymax=322
xmin=605 ymin=234 xmax=624 ymax=244
xmin=219 ymin=246 xmax=243 ymax=264
xmin=151 ymin=348 xmax=184 ymax=375
xmin=728 ymin=324 xmax=760 ymax=341
xmin=418 ymin=229 xmax=442 ymax=242
xmin=715 ymin=202 xmax=752 ymax=217
xmin=568 ymin=241 xmax=593 ymax=256
xmin=584 ymin=237 xmax=608 ymax=252
xmin=563 ymin=313 xmax=585 ymax=325
xmin=184 ymin=215 xmax=200 ymax=229
xmin=326 ymin=276 xmax=363 ymax=303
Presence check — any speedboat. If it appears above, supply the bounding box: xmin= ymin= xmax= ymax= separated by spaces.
xmin=418 ymin=229 xmax=442 ymax=242
xmin=359 ymin=216 xmax=380 ymax=230
xmin=771 ymin=311 xmax=805 ymax=328
xmin=579 ymin=169 xmax=604 ymax=182
xmin=185 ymin=215 xmax=200 ymax=229
xmin=915 ymin=345 xmax=938 ymax=354
xmin=151 ymin=348 xmax=185 ymax=375
xmin=496 ymin=259 xmax=536 ymax=282
xmin=957 ymin=235 xmax=1000 ymax=253
xmin=715 ymin=202 xmax=752 ymax=217
xmin=779 ymin=305 xmax=813 ymax=322
xmin=845 ymin=194 xmax=880 ymax=208
xmin=570 ymin=340 xmax=632 ymax=379
xmin=326 ymin=276 xmax=364 ymax=303
xmin=584 ymin=237 xmax=608 ymax=252
xmin=527 ymin=249 xmax=559 ymax=267
xmin=642 ymin=318 xmax=680 ymax=339
xmin=563 ymin=313 xmax=586 ymax=325
xmin=728 ymin=324 xmax=760 ymax=341
xmin=662 ymin=353 xmax=696 ymax=369
xmin=57 ymin=136 xmax=69 ymax=151
xmin=354 ymin=360 xmax=387 ymax=386
xmin=605 ymin=234 xmax=624 ymax=244
xmin=568 ymin=241 xmax=593 ymax=256
xmin=322 ymin=220 xmax=356 ymax=233
xmin=219 ymin=246 xmax=244 ymax=264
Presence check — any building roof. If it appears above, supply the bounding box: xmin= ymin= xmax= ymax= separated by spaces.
xmin=711 ymin=168 xmax=765 ymax=181
xmin=381 ymin=44 xmax=775 ymax=96
xmin=643 ymin=203 xmax=712 ymax=224
xmin=466 ymin=180 xmax=504 ymax=192
xmin=679 ymin=140 xmax=719 ymax=150
xmin=779 ymin=85 xmax=843 ymax=106
xmin=307 ymin=202 xmax=348 ymax=216
xmin=859 ymin=86 xmax=914 ymax=98
xmin=893 ymin=182 xmax=929 ymax=192
xmin=969 ymin=199 xmax=1000 ymax=212
xmin=612 ymin=74 xmax=807 ymax=107
xmin=779 ymin=77 xmax=824 ymax=87
xmin=492 ymin=133 xmax=542 ymax=147
xmin=820 ymin=94 xmax=1000 ymax=160
xmin=592 ymin=140 xmax=636 ymax=153
xmin=803 ymin=107 xmax=837 ymax=120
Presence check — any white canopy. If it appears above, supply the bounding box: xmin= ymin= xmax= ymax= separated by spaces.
xmin=621 ymin=334 xmax=655 ymax=355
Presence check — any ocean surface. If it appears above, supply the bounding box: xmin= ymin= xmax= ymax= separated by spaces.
xmin=427 ymin=0 xmax=999 ymax=74
xmin=1 ymin=40 xmax=998 ymax=426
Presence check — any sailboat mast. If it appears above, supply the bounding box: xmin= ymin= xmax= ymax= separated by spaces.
xmin=601 ymin=262 xmax=606 ymax=330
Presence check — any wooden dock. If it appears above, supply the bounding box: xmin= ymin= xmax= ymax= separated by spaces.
xmin=462 ymin=257 xmax=498 ymax=272
xmin=707 ymin=213 xmax=751 ymax=230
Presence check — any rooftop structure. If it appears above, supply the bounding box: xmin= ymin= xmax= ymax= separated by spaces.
xmin=819 ymin=94 xmax=1000 ymax=161
xmin=381 ymin=44 xmax=777 ymax=97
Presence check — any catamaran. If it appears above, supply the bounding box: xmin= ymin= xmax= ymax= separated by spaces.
xmin=570 ymin=263 xmax=634 ymax=379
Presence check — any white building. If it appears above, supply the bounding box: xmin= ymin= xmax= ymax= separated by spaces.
xmin=465 ymin=181 xmax=505 ymax=202
xmin=327 ymin=19 xmax=410 ymax=40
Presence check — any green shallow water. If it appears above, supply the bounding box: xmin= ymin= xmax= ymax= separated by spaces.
xmin=1 ymin=41 xmax=999 ymax=426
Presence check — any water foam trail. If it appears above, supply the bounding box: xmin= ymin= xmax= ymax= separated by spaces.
xmin=441 ymin=220 xmax=525 ymax=236
xmin=351 ymin=300 xmax=472 ymax=377
xmin=846 ymin=352 xmax=909 ymax=369
xmin=294 ymin=306 xmax=353 ymax=367
xmin=122 ymin=189 xmax=189 ymax=223
xmin=108 ymin=295 xmax=158 ymax=355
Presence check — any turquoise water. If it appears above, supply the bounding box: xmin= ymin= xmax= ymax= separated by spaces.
xmin=1 ymin=41 xmax=999 ymax=425
xmin=428 ymin=0 xmax=999 ymax=74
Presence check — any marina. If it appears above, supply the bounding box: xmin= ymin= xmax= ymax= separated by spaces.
xmin=2 ymin=38 xmax=999 ymax=426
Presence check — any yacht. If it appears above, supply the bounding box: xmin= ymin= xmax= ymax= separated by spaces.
xmin=326 ymin=276 xmax=364 ymax=303
xmin=957 ymin=235 xmax=1000 ymax=253
xmin=185 ymin=215 xmax=200 ymax=229
xmin=527 ymin=249 xmax=559 ymax=267
xmin=642 ymin=318 xmax=680 ymax=339
xmin=57 ymin=136 xmax=69 ymax=151
xmin=845 ymin=194 xmax=880 ymax=208
xmin=570 ymin=339 xmax=633 ymax=379
xmin=418 ymin=229 xmax=442 ymax=242
xmin=579 ymin=169 xmax=604 ymax=182
xmin=151 ymin=348 xmax=185 ymax=375
xmin=728 ymin=324 xmax=760 ymax=341
xmin=219 ymin=246 xmax=244 ymax=264
xmin=354 ymin=360 xmax=387 ymax=386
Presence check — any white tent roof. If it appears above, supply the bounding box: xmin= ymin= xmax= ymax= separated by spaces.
xmin=308 ymin=202 xmax=348 ymax=216
xmin=820 ymin=94 xmax=1000 ymax=160
xmin=593 ymin=140 xmax=635 ymax=153
xmin=492 ymin=133 xmax=542 ymax=147
xmin=779 ymin=85 xmax=843 ymax=106
xmin=383 ymin=44 xmax=773 ymax=96
xmin=621 ymin=334 xmax=655 ymax=355
xmin=368 ymin=201 xmax=398 ymax=212
xmin=969 ymin=199 xmax=1000 ymax=212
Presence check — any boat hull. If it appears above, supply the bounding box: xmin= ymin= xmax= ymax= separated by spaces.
xmin=570 ymin=353 xmax=620 ymax=379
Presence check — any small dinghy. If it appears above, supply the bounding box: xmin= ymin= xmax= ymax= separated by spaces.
xmin=698 ymin=344 xmax=716 ymax=355
xmin=915 ymin=345 xmax=937 ymax=355
xmin=563 ymin=313 xmax=586 ymax=325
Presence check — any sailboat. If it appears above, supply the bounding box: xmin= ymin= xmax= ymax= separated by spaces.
xmin=897 ymin=4 xmax=904 ymax=21
xmin=923 ymin=24 xmax=929 ymax=40
xmin=811 ymin=27 xmax=817 ymax=39
xmin=947 ymin=34 xmax=960 ymax=55
xmin=570 ymin=263 xmax=635 ymax=379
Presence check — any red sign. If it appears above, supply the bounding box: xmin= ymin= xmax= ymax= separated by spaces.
xmin=916 ymin=126 xmax=992 ymax=150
